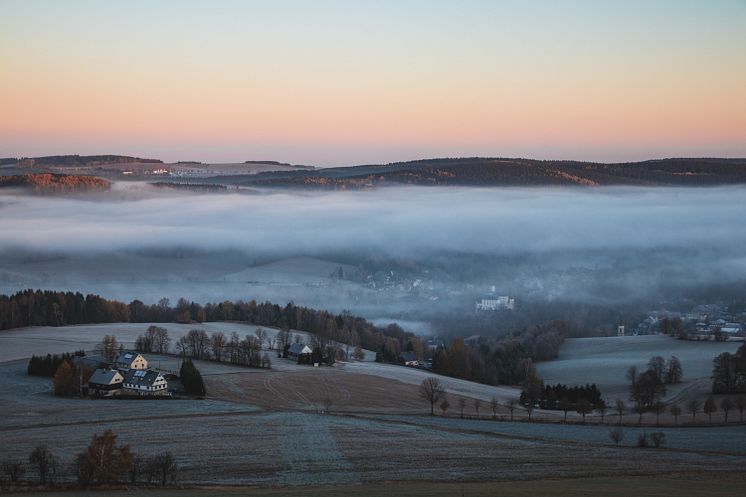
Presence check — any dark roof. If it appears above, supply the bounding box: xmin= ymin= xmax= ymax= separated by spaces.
xmin=288 ymin=343 xmax=311 ymax=355
xmin=72 ymin=355 xmax=108 ymax=369
xmin=87 ymin=368 xmax=122 ymax=386
xmin=123 ymin=369 xmax=164 ymax=388
xmin=114 ymin=351 xmax=142 ymax=364
xmin=401 ymin=351 xmax=418 ymax=362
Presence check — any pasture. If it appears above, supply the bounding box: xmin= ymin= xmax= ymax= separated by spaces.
xmin=536 ymin=335 xmax=740 ymax=401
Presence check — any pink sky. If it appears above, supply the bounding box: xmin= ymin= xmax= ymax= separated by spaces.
xmin=1 ymin=1 xmax=744 ymax=166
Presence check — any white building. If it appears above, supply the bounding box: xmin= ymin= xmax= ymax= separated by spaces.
xmin=476 ymin=296 xmax=515 ymax=311
xmin=122 ymin=369 xmax=168 ymax=396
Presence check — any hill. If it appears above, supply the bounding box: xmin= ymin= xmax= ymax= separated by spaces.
xmin=3 ymin=154 xmax=163 ymax=167
xmin=0 ymin=173 xmax=111 ymax=192
xmin=222 ymin=157 xmax=746 ymax=188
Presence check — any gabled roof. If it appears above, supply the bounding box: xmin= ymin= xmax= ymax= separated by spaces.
xmin=88 ymin=368 xmax=123 ymax=386
xmin=72 ymin=355 xmax=108 ymax=369
xmin=123 ymin=369 xmax=164 ymax=387
xmin=114 ymin=351 xmax=144 ymax=365
xmin=288 ymin=343 xmax=312 ymax=355
xmin=401 ymin=351 xmax=418 ymax=362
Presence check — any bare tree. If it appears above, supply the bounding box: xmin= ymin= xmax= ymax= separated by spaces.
xmin=687 ymin=398 xmax=701 ymax=425
xmin=720 ymin=397 xmax=734 ymax=423
xmin=609 ymin=428 xmax=625 ymax=446
xmin=419 ymin=378 xmax=445 ymax=416
xmin=576 ymin=399 xmax=593 ymax=424
xmin=525 ymin=402 xmax=534 ymax=422
xmin=648 ymin=356 xmax=666 ymax=379
xmin=652 ymin=402 xmax=665 ymax=426
xmin=596 ymin=400 xmax=606 ymax=424
xmin=507 ymin=399 xmax=517 ymax=421
xmin=670 ymin=404 xmax=682 ymax=425
xmin=254 ymin=328 xmax=267 ymax=350
xmin=490 ymin=397 xmax=499 ymax=420
xmin=29 ymin=445 xmax=56 ymax=486
xmin=458 ymin=398 xmax=467 ymax=418
xmin=146 ymin=452 xmax=177 ymax=487
xmin=1 ymin=459 xmax=25 ymax=487
xmin=703 ymin=396 xmax=717 ymax=424
xmin=94 ymin=335 xmax=119 ymax=362
xmin=735 ymin=395 xmax=746 ymax=422
xmin=473 ymin=398 xmax=482 ymax=418
xmin=210 ymin=332 xmax=226 ymax=362
xmin=626 ymin=366 xmax=638 ymax=388
xmin=154 ymin=326 xmax=170 ymax=354
xmin=615 ymin=398 xmax=626 ymax=425
xmin=440 ymin=398 xmax=450 ymax=417
xmin=634 ymin=402 xmax=645 ymax=425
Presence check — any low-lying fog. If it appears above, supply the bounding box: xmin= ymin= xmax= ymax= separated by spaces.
xmin=2 ymin=183 xmax=746 ymax=328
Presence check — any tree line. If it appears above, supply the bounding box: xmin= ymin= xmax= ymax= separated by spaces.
xmin=27 ymin=351 xmax=86 ymax=377
xmin=523 ymin=383 xmax=604 ymax=412
xmin=431 ymin=320 xmax=566 ymax=386
xmin=0 ymin=290 xmax=425 ymax=365
xmin=0 ymin=431 xmax=177 ymax=491
xmin=713 ymin=343 xmax=746 ymax=394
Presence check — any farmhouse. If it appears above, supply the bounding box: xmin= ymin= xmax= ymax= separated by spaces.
xmin=287 ymin=343 xmax=312 ymax=359
xmin=86 ymin=368 xmax=124 ymax=397
xmin=122 ymin=369 xmax=168 ymax=396
xmin=401 ymin=351 xmax=420 ymax=367
xmin=114 ymin=351 xmax=148 ymax=370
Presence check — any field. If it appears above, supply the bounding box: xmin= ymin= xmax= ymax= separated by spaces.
xmin=8 ymin=477 xmax=746 ymax=497
xmin=3 ymin=324 xmax=746 ymax=492
xmin=536 ymin=335 xmax=741 ymax=403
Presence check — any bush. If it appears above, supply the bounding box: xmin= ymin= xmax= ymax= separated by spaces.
xmin=650 ymin=432 xmax=666 ymax=448
xmin=609 ymin=428 xmax=625 ymax=446
xmin=637 ymin=432 xmax=649 ymax=448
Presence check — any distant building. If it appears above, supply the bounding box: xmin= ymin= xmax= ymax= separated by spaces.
xmin=114 ymin=351 xmax=148 ymax=371
xmin=476 ymin=296 xmax=515 ymax=311
xmin=287 ymin=343 xmax=313 ymax=359
xmin=400 ymin=351 xmax=420 ymax=367
xmin=122 ymin=369 xmax=168 ymax=396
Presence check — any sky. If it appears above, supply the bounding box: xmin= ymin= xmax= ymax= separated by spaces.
xmin=1 ymin=0 xmax=745 ymax=166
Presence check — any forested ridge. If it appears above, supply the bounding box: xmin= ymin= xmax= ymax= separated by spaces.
xmin=0 ymin=173 xmax=111 ymax=192
xmin=0 ymin=289 xmax=422 ymax=364
xmin=2 ymin=154 xmax=162 ymax=167
xmin=230 ymin=157 xmax=746 ymax=188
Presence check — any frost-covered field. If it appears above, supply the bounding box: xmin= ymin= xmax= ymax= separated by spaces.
xmin=536 ymin=335 xmax=741 ymax=400
xmin=367 ymin=415 xmax=746 ymax=454
xmin=345 ymin=361 xmax=520 ymax=403
xmin=0 ymin=322 xmax=376 ymax=363
xmin=3 ymin=355 xmax=746 ymax=486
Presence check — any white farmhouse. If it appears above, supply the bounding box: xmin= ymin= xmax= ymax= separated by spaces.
xmin=122 ymin=369 xmax=168 ymax=396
